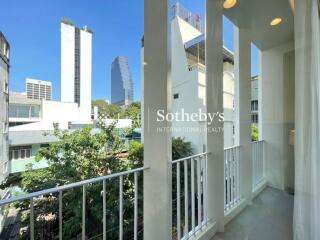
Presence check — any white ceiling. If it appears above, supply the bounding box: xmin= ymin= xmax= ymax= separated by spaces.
xmin=223 ymin=0 xmax=294 ymax=51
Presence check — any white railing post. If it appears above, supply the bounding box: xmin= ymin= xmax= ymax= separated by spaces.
xmin=206 ymin=0 xmax=224 ymax=234
xmin=143 ymin=0 xmax=172 ymax=239
xmin=59 ymin=190 xmax=63 ymax=240
xmin=234 ymin=26 xmax=252 ymax=203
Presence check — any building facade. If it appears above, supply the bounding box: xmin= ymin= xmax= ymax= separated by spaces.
xmin=61 ymin=19 xmax=92 ymax=120
xmin=0 ymin=32 xmax=10 ymax=183
xmin=251 ymin=75 xmax=258 ymax=125
xmin=26 ymin=78 xmax=52 ymax=100
xmin=111 ymin=56 xmax=134 ymax=106
xmin=142 ymin=4 xmax=236 ymax=153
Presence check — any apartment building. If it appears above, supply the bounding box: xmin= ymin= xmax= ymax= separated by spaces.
xmin=61 ymin=19 xmax=92 ymax=120
xmin=141 ymin=4 xmax=236 ymax=153
xmin=0 ymin=32 xmax=10 ymax=232
xmin=0 ymin=32 xmax=10 ymax=183
xmin=26 ymin=78 xmax=52 ymax=100
xmin=251 ymin=75 xmax=258 ymax=124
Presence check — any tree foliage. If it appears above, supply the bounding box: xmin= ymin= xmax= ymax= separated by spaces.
xmin=92 ymin=100 xmax=125 ymax=119
xmin=18 ymin=122 xmax=141 ymax=239
xmin=252 ymin=124 xmax=259 ymax=141
xmin=124 ymin=102 xmax=141 ymax=129
xmin=172 ymin=137 xmax=193 ymax=160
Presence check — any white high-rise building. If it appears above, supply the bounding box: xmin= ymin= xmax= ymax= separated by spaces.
xmin=26 ymin=78 xmax=52 ymax=100
xmin=60 ymin=19 xmax=92 ymax=120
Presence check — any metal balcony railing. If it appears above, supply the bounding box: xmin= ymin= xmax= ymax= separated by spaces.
xmin=0 ymin=167 xmax=148 ymax=240
xmin=224 ymin=146 xmax=241 ymax=212
xmin=172 ymin=152 xmax=209 ymax=240
xmin=171 ymin=3 xmax=205 ymax=33
xmin=252 ymin=140 xmax=265 ymax=190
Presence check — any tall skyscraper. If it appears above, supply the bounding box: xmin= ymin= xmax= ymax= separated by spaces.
xmin=60 ymin=19 xmax=92 ymax=120
xmin=111 ymin=56 xmax=134 ymax=106
xmin=0 ymin=32 xmax=10 ymax=182
xmin=26 ymin=78 xmax=52 ymax=100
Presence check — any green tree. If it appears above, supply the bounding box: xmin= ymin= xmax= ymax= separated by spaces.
xmin=92 ymin=99 xmax=125 ymax=119
xmin=172 ymin=137 xmax=193 ymax=160
xmin=18 ymin=123 xmax=138 ymax=239
xmin=252 ymin=124 xmax=259 ymax=141
xmin=124 ymin=102 xmax=141 ymax=129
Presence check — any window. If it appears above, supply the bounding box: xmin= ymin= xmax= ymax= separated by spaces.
xmin=251 ymin=100 xmax=258 ymax=111
xmin=173 ymin=93 xmax=179 ymax=99
xmin=251 ymin=113 xmax=258 ymax=124
xmin=9 ymin=146 xmax=32 ymax=160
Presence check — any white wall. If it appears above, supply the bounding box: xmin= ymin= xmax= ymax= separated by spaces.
xmin=259 ymin=42 xmax=295 ymax=190
xmin=41 ymin=100 xmax=84 ymax=123
xmin=171 ymin=17 xmax=235 ymax=153
xmin=60 ymin=22 xmax=75 ymax=103
xmin=80 ymin=29 xmax=92 ymax=121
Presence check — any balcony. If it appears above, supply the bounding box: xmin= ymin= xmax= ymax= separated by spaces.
xmin=0 ymin=141 xmax=268 ymax=239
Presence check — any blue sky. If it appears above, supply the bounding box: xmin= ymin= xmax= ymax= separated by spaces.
xmin=0 ymin=0 xmax=258 ymax=101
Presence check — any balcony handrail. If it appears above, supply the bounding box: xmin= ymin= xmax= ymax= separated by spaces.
xmin=224 ymin=145 xmax=241 ymax=151
xmin=172 ymin=152 xmax=210 ymax=164
xmin=0 ymin=166 xmax=149 ymax=206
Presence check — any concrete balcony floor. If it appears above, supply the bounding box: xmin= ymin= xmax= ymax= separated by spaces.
xmin=212 ymin=187 xmax=294 ymax=240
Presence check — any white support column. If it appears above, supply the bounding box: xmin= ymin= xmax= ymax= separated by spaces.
xmin=143 ymin=0 xmax=172 ymax=239
xmin=234 ymin=27 xmax=252 ymax=202
xmin=206 ymin=0 xmax=224 ymax=233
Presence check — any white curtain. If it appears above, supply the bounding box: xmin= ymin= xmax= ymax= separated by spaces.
xmin=294 ymin=0 xmax=320 ymax=239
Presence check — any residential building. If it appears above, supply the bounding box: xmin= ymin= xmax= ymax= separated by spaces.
xmin=8 ymin=117 xmax=132 ymax=173
xmin=61 ymin=19 xmax=92 ymax=120
xmin=251 ymin=75 xmax=258 ymax=124
xmin=141 ymin=4 xmax=236 ymax=152
xmin=9 ymin=96 xmax=41 ymax=127
xmin=26 ymin=78 xmax=52 ymax=100
xmin=111 ymin=56 xmax=134 ymax=106
xmin=0 ymin=32 xmax=10 ymax=182
xmin=0 ymin=32 xmax=10 ymax=232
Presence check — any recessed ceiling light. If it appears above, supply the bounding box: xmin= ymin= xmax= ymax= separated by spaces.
xmin=270 ymin=18 xmax=282 ymax=26
xmin=223 ymin=0 xmax=237 ymax=9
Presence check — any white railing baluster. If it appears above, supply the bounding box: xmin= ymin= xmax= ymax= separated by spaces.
xmin=82 ymin=185 xmax=86 ymax=240
xmin=119 ymin=175 xmax=123 ymax=240
xmin=197 ymin=156 xmax=202 ymax=230
xmin=231 ymin=148 xmax=234 ymax=206
xmin=103 ymin=180 xmax=106 ymax=240
xmin=191 ymin=158 xmax=195 ymax=235
xmin=30 ymin=198 xmax=34 ymax=240
xmin=177 ymin=162 xmax=181 ymax=240
xmin=184 ymin=160 xmax=188 ymax=238
xmin=227 ymin=149 xmax=230 ymax=209
xmin=134 ymin=172 xmax=138 ymax=240
xmin=236 ymin=147 xmax=240 ymax=201
xmin=224 ymin=150 xmax=226 ymax=210
xmin=59 ymin=190 xmax=63 ymax=240
xmin=204 ymin=154 xmax=208 ymax=226
xmin=224 ymin=146 xmax=241 ymax=212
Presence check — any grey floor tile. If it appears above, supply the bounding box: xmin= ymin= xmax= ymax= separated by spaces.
xmin=211 ymin=187 xmax=293 ymax=240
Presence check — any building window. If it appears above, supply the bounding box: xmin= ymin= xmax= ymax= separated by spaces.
xmin=173 ymin=93 xmax=179 ymax=99
xmin=251 ymin=100 xmax=258 ymax=111
xmin=251 ymin=114 xmax=258 ymax=124
xmin=9 ymin=146 xmax=32 ymax=160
